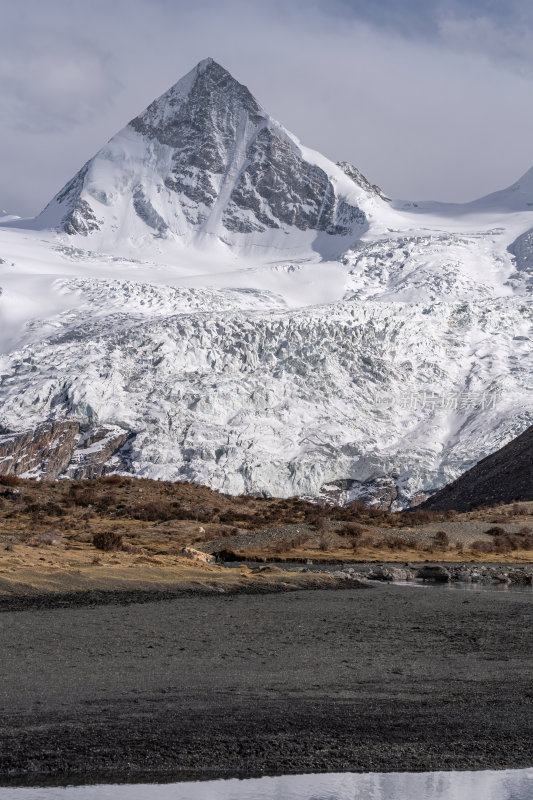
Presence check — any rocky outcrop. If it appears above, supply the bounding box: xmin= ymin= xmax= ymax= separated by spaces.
xmin=318 ymin=478 xmax=400 ymax=510
xmin=64 ymin=426 xmax=131 ymax=479
xmin=0 ymin=421 xmax=80 ymax=479
xmin=336 ymin=161 xmax=389 ymax=202
xmin=319 ymin=478 xmax=427 ymax=511
xmin=180 ymin=547 xmax=216 ymax=564
xmin=422 ymin=425 xmax=533 ymax=512
xmin=366 ymin=565 xmax=411 ymax=582
xmin=337 ymin=563 xmax=533 ymax=586
xmin=415 ymin=564 xmax=451 ymax=582
xmin=0 ymin=422 xmax=132 ymax=480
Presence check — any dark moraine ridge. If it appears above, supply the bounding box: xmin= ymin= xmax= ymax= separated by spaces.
xmin=422 ymin=424 xmax=533 ymax=511
xmin=0 ymin=585 xmax=532 ymax=785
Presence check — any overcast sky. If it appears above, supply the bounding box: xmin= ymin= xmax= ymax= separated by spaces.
xmin=2 ymin=0 xmax=533 ymax=216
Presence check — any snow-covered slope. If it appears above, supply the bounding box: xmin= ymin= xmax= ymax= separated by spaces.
xmin=0 ymin=59 xmax=532 ymax=505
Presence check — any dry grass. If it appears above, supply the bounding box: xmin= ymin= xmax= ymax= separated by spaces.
xmin=229 ymin=544 xmax=533 ymax=565
xmin=0 ymin=540 xmax=337 ymax=597
xmin=1 ymin=478 xmax=532 ymax=587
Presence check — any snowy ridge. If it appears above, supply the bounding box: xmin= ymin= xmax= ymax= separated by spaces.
xmin=0 ymin=59 xmax=532 ymax=504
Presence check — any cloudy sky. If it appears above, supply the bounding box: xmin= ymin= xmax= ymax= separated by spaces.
xmin=2 ymin=0 xmax=533 ymax=216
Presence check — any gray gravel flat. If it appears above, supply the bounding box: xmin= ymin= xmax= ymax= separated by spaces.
xmin=0 ymin=585 xmax=532 ymax=784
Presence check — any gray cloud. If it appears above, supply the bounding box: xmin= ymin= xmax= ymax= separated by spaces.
xmin=1 ymin=0 xmax=533 ymax=215
xmin=0 ymin=34 xmax=120 ymax=133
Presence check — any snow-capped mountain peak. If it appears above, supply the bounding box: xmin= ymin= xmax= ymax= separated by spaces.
xmin=29 ymin=58 xmax=382 ymax=258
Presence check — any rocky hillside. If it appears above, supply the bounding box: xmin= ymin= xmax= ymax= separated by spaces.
xmin=423 ymin=425 xmax=533 ymax=511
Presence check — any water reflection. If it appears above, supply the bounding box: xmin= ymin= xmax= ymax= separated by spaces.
xmin=3 ymin=768 xmax=533 ymax=800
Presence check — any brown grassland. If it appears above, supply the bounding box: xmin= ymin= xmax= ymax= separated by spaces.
xmin=1 ymin=474 xmax=532 ymax=595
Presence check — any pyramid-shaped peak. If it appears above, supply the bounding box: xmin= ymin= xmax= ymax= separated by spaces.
xmin=171 ymin=57 xmax=240 ymax=92
xmin=129 ymin=58 xmax=265 ymax=141
xmin=31 ymin=58 xmax=375 ymax=247
xmin=197 ymin=56 xmax=216 ymax=71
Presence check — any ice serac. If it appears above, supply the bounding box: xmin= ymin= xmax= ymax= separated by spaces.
xmin=32 ymin=58 xmax=373 ymax=254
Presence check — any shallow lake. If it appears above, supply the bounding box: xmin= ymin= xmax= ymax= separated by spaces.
xmin=3 ymin=769 xmax=533 ymax=799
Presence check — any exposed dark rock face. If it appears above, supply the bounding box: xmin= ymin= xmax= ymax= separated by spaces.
xmin=318 ymin=477 xmax=400 ymax=510
xmin=0 ymin=421 xmax=80 ymax=479
xmin=132 ymin=188 xmax=169 ymax=236
xmin=337 ymin=161 xmax=389 ymax=202
xmin=508 ymin=226 xmax=533 ymax=273
xmin=223 ymin=126 xmax=364 ymax=235
xmin=0 ymin=422 xmax=131 ymax=480
xmin=62 ymin=198 xmax=103 ymax=237
xmin=132 ymin=58 xmax=264 ymax=217
xmin=415 ymin=564 xmax=451 ymax=582
xmin=130 ymin=60 xmax=366 ymax=237
xmin=422 ymin=425 xmax=533 ymax=511
xmin=53 ymin=164 xmax=103 ymax=236
xmin=355 ymin=477 xmax=399 ymax=510
xmin=64 ymin=426 xmax=131 ymax=479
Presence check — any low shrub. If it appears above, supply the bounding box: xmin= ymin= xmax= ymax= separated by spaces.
xmin=92 ymin=530 xmax=123 ymax=552
xmin=0 ymin=475 xmax=22 ymax=486
xmin=312 ymin=514 xmax=326 ymax=532
xmin=470 ymin=539 xmax=493 ymax=553
xmin=432 ymin=530 xmax=450 ymax=550
xmin=492 ymin=533 xmax=532 ymax=553
xmin=485 ymin=526 xmax=506 ymax=536
xmin=218 ymin=509 xmax=249 ymax=524
xmin=338 ymin=522 xmax=366 ymax=538
xmin=383 ymin=536 xmax=408 ymax=551
xmin=208 ymin=525 xmax=238 ymax=539
xmin=400 ymin=509 xmax=447 ymax=527
xmin=289 ymin=532 xmax=310 ymax=548
xmin=70 ymin=488 xmax=98 ymax=506
xmin=100 ymin=475 xmax=125 ymax=486
xmin=25 ymin=500 xmax=66 ymax=517
xmin=270 ymin=538 xmax=290 ymax=554
xmin=215 ymin=547 xmax=240 ymax=562
xmin=94 ymin=492 xmax=119 ymax=511
xmin=318 ymin=533 xmax=335 ymax=551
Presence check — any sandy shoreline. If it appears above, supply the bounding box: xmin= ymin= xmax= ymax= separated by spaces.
xmin=1 ymin=584 xmax=532 ymax=785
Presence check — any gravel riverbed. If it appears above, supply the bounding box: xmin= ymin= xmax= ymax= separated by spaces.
xmin=0 ymin=584 xmax=532 ymax=785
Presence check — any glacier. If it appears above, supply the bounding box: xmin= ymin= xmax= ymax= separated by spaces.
xmin=0 ymin=58 xmax=532 ymax=506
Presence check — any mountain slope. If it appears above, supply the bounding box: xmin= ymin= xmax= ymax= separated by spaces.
xmin=28 ymin=58 xmax=388 ymax=259
xmin=422 ymin=425 xmax=533 ymax=511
